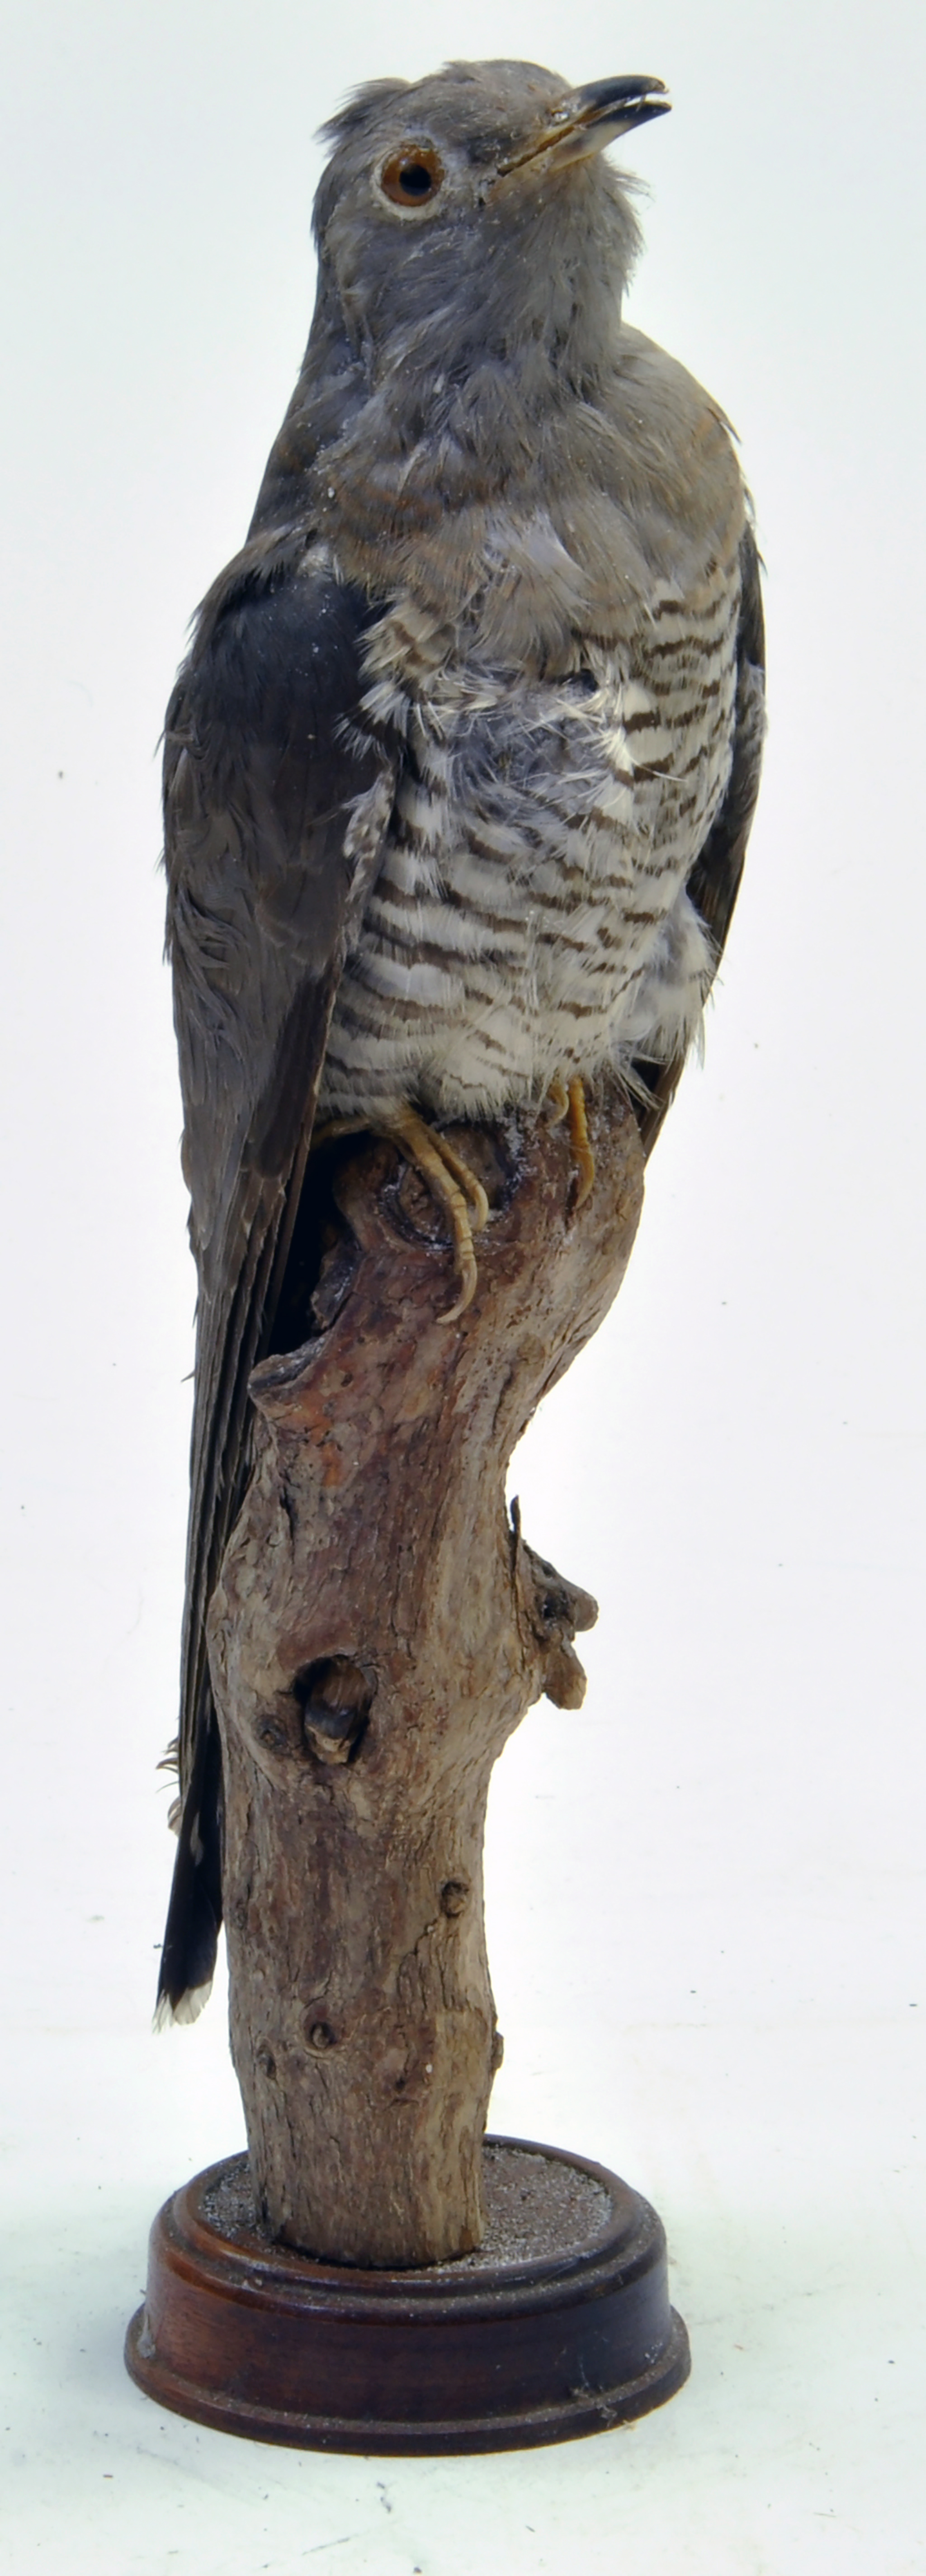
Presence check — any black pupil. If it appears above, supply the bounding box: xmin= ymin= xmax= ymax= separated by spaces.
xmin=399 ymin=161 xmax=433 ymax=198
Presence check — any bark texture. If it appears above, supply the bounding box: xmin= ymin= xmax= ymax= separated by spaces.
xmin=207 ymin=1080 xmax=644 ymax=2265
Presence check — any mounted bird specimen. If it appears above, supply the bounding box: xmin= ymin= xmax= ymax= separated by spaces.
xmin=156 ymin=59 xmax=765 ymax=2027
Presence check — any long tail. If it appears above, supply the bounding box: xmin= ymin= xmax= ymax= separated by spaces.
xmin=154 ymin=1702 xmax=223 ymax=2028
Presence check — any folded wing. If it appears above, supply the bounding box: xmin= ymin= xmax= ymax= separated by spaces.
xmin=156 ymin=540 xmax=394 ymax=2021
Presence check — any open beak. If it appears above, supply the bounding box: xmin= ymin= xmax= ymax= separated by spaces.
xmin=498 ymin=75 xmax=671 ymax=176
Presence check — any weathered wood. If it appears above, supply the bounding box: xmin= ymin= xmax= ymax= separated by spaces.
xmin=207 ymin=1080 xmax=644 ymax=2265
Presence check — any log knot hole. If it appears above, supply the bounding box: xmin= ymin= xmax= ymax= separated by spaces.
xmin=439 ymin=1880 xmax=470 ymax=1918
xmin=292 ymin=1655 xmax=376 ymax=1765
xmin=306 ymin=2019 xmax=338 ymax=2055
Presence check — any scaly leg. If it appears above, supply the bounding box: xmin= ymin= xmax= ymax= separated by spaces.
xmin=567 ymin=1076 xmax=595 ymax=1209
xmin=545 ymin=1073 xmax=596 ymax=1206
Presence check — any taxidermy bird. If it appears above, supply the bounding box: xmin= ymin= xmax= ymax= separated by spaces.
xmin=156 ymin=59 xmax=765 ymax=2025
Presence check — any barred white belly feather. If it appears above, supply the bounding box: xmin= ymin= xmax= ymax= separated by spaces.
xmin=319 ymin=540 xmax=741 ymax=1123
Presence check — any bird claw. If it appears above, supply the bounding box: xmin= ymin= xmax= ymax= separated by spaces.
xmin=312 ymin=1104 xmax=490 ymax=1318
xmin=545 ymin=1073 xmax=569 ymax=1124
xmin=380 ymin=1104 xmax=489 ymax=1321
xmin=437 ymin=1240 xmax=479 ymax=1325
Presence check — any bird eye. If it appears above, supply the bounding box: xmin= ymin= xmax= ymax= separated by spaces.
xmin=379 ymin=145 xmax=445 ymax=209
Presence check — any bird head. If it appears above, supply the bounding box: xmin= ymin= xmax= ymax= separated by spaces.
xmin=247 ymin=60 xmax=672 ymax=564
xmin=311 ymin=59 xmax=669 ymax=400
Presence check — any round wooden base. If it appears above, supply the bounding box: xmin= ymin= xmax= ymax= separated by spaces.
xmin=125 ymin=2136 xmax=690 ymax=2454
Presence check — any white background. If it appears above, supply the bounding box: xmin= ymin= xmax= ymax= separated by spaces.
xmin=1 ymin=2 xmax=924 ymax=2568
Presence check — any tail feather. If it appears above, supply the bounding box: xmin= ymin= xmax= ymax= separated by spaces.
xmin=154 ymin=1709 xmax=222 ymax=2028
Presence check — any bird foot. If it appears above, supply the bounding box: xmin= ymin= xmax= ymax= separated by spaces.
xmin=312 ymin=1105 xmax=490 ymax=1321
xmin=380 ymin=1103 xmax=489 ymax=1321
xmin=546 ymin=1074 xmax=595 ymax=1207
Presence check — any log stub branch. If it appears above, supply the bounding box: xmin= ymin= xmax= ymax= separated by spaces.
xmin=206 ymin=1079 xmax=645 ymax=2265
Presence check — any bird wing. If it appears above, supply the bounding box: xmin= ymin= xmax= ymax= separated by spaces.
xmin=635 ymin=520 xmax=766 ymax=1153
xmin=157 ymin=537 xmax=394 ymax=2019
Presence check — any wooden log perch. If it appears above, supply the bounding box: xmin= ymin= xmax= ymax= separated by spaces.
xmin=206 ymin=1077 xmax=645 ymax=2266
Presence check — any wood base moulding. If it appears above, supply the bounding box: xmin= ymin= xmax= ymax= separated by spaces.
xmin=125 ymin=2136 xmax=690 ymax=2455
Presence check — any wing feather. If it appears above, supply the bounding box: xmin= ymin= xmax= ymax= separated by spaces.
xmin=156 ymin=545 xmax=394 ymax=2019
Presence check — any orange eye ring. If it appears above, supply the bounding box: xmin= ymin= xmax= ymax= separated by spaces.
xmin=379 ymin=145 xmax=445 ymax=209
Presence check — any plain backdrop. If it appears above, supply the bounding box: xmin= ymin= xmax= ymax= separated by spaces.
xmin=1 ymin=3 xmax=924 ymax=2570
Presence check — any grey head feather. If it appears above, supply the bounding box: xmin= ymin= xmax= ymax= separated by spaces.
xmin=250 ymin=60 xmax=646 ymax=545
xmin=249 ymin=59 xmax=742 ymax=658
xmin=317 ymin=57 xmax=645 ymax=399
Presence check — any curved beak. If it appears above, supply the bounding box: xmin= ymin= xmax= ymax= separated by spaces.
xmin=498 ymin=75 xmax=671 ymax=176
